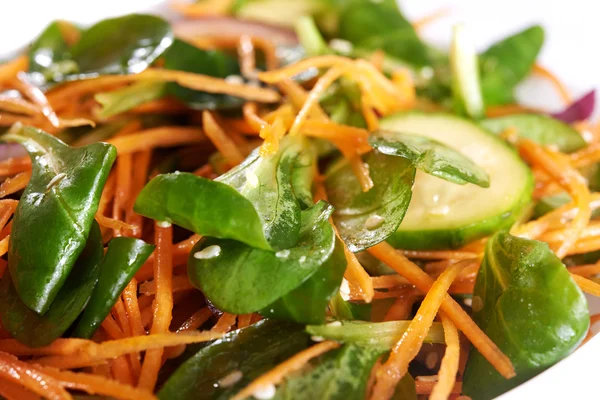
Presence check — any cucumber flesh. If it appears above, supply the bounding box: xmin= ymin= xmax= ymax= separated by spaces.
xmin=381 ymin=112 xmax=533 ymax=249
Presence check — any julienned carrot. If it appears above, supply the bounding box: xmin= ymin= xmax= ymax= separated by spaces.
xmin=102 ymin=314 xmax=125 ymax=340
xmin=211 ymin=313 xmax=237 ymax=334
xmin=369 ymin=261 xmax=466 ymax=400
xmin=139 ymin=274 xmax=193 ymax=296
xmin=107 ymin=127 xmax=206 ymax=155
xmin=138 ymin=223 xmax=173 ymax=391
xmin=126 ymin=150 xmax=152 ymax=236
xmin=113 ymin=152 xmax=133 ymax=236
xmin=0 ymin=351 xmax=71 ymax=400
xmin=237 ymin=314 xmax=254 ymax=329
xmin=571 ymin=273 xmax=600 ymax=296
xmin=276 ymin=80 xmax=329 ymax=122
xmin=164 ymin=307 xmax=214 ymax=360
xmin=232 ymin=341 xmax=340 ymax=400
xmin=113 ymin=298 xmax=141 ymax=379
xmin=412 ymin=7 xmax=451 ymax=32
xmin=0 ymin=156 xmax=31 ymax=176
xmin=35 ymin=331 xmax=224 ymax=369
xmin=0 ymin=170 xmax=30 ymax=198
xmin=242 ymin=102 xmax=267 ymax=133
xmin=0 ymin=235 xmax=9 ymax=258
xmin=0 ymin=378 xmax=40 ymax=400
xmin=110 ymin=356 xmax=135 ymax=386
xmin=39 ymin=367 xmax=157 ymax=400
xmin=415 ymin=381 xmax=462 ymax=395
xmin=568 ymin=263 xmax=600 ymax=277
xmin=0 ymin=55 xmax=28 ymax=85
xmin=430 ymin=313 xmax=461 ymax=400
xmin=383 ymin=289 xmax=417 ymax=321
xmin=123 ymin=279 xmax=146 ymax=338
xmin=257 ymin=55 xmax=354 ymax=83
xmin=0 ymin=338 xmax=90 ymax=357
xmin=368 ymin=242 xmax=515 ymax=380
xmin=203 ymin=111 xmax=245 ymax=166
xmin=96 ymin=215 xmax=139 ymax=237
xmin=170 ymin=0 xmax=235 ymax=17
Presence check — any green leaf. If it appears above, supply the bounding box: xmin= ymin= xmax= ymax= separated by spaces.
xmin=4 ymin=125 xmax=116 ymax=314
xmin=532 ymin=192 xmax=600 ymax=220
xmin=295 ymin=16 xmax=329 ymax=57
xmin=134 ymin=172 xmax=271 ymax=250
xmin=72 ymin=237 xmax=154 ymax=339
xmin=217 ymin=136 xmax=309 ymax=250
xmin=187 ymin=201 xmax=337 ymax=314
xmin=463 ymin=232 xmax=589 ymax=399
xmin=260 ymin=236 xmax=346 ymax=324
xmin=158 ymin=320 xmax=312 ymax=400
xmin=355 ymin=30 xmax=433 ymax=68
xmin=163 ymin=39 xmax=244 ymax=110
xmin=329 ymin=293 xmax=372 ymax=321
xmin=325 ymin=151 xmax=415 ymax=252
xmin=0 ymin=221 xmax=103 ymax=347
xmin=69 ymin=14 xmax=173 ymax=78
xmin=28 ymin=21 xmax=77 ymax=81
xmin=95 ymin=81 xmax=166 ymax=118
xmin=272 ymin=344 xmax=382 ymax=400
xmin=370 ymin=130 xmax=490 ymax=187
xmin=480 ymin=25 xmax=545 ymax=106
xmin=481 ymin=114 xmax=587 ymax=153
xmin=290 ymin=143 xmax=317 ymax=209
xmin=306 ymin=320 xmax=445 ymax=351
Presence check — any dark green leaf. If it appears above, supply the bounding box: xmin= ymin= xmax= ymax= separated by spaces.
xmin=306 ymin=320 xmax=445 ymax=351
xmin=355 ymin=31 xmax=433 ymax=68
xmin=5 ymin=125 xmax=116 ymax=314
xmin=290 ymin=143 xmax=317 ymax=209
xmin=73 ymin=237 xmax=154 ymax=338
xmin=272 ymin=344 xmax=382 ymax=400
xmin=480 ymin=26 xmax=545 ymax=106
xmin=217 ymin=136 xmax=309 ymax=250
xmin=481 ymin=114 xmax=587 ymax=153
xmin=188 ymin=201 xmax=337 ymax=314
xmin=69 ymin=14 xmax=173 ymax=78
xmin=325 ymin=151 xmax=415 ymax=252
xmin=463 ymin=232 xmax=589 ymax=399
xmin=260 ymin=236 xmax=346 ymax=324
xmin=158 ymin=320 xmax=312 ymax=400
xmin=163 ymin=39 xmax=243 ymax=110
xmin=370 ymin=131 xmax=490 ymax=187
xmin=532 ymin=192 xmax=600 ymax=220
xmin=329 ymin=292 xmax=372 ymax=321
xmin=0 ymin=221 xmax=103 ymax=347
xmin=134 ymin=172 xmax=272 ymax=250
xmin=95 ymin=81 xmax=166 ymax=118
xmin=28 ymin=21 xmax=77 ymax=81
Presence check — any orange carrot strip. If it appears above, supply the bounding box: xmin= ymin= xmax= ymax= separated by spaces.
xmin=39 ymin=367 xmax=157 ymax=400
xmin=0 ymin=56 xmax=28 ymax=85
xmin=570 ymin=142 xmax=600 ymax=168
xmin=237 ymin=314 xmax=254 ymax=329
xmin=35 ymin=331 xmax=224 ymax=369
xmin=485 ymin=104 xmax=539 ymax=117
xmin=113 ymin=153 xmax=133 ymax=236
xmin=430 ymin=313 xmax=461 ymax=400
xmin=212 ymin=313 xmax=237 ymax=334
xmin=370 ymin=260 xmax=465 ymax=399
xmin=113 ymin=298 xmax=141 ymax=379
xmin=277 ymin=80 xmax=329 ymax=122
xmin=0 ymin=96 xmax=39 ymax=116
xmin=0 ymin=352 xmax=71 ymax=400
xmin=238 ymin=35 xmax=257 ymax=79
xmin=0 ymin=156 xmax=31 ymax=176
xmin=170 ymin=0 xmax=235 ymax=17
xmin=123 ymin=279 xmax=146 ymax=338
xmin=532 ymin=64 xmax=572 ymax=104
xmin=203 ymin=111 xmax=245 ymax=166
xmin=403 ymin=250 xmax=479 ymax=260
xmin=412 ymin=8 xmax=451 ymax=32
xmin=571 ymin=273 xmax=600 ymax=296
xmin=13 ymin=73 xmax=60 ymax=127
xmin=259 ymin=115 xmax=286 ymax=157
xmin=107 ymin=127 xmax=205 ymax=155
xmin=367 ymin=242 xmax=515 ymax=380
xmin=0 ymin=338 xmax=90 ymax=357
xmin=518 ymin=140 xmax=591 ymax=258
xmin=173 ymin=234 xmax=202 ymax=255
xmin=0 ymin=170 xmax=30 ymax=198
xmin=568 ymin=263 xmax=600 ymax=277
xmin=138 ymin=223 xmax=173 ymax=391
xmin=383 ymin=289 xmax=417 ymax=321
xmin=232 ymin=341 xmax=340 ymax=400
xmin=0 ymin=235 xmax=9 ymax=257
xmin=0 ymin=378 xmax=40 ymax=400
xmin=243 ymin=102 xmax=268 ymax=132
xmin=258 ymin=55 xmax=354 ymax=84
xmin=177 ymin=308 xmax=213 ymax=333
xmin=139 ymin=274 xmax=193 ymax=296
xmin=416 ymin=381 xmax=462 ymax=395
xmin=110 ymin=356 xmax=135 ymax=386
xmin=101 ymin=315 xmax=125 ymax=339
xmin=96 ymin=215 xmax=139 ymax=237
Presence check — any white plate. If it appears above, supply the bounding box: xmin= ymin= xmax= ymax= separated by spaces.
xmin=2 ymin=1 xmax=598 ymax=398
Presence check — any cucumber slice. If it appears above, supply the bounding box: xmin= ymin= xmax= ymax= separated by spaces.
xmin=381 ymin=112 xmax=533 ymax=249
xmin=481 ymin=114 xmax=587 ymax=153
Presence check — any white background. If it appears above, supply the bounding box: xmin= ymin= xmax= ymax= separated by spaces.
xmin=1 ymin=1 xmax=598 ymax=398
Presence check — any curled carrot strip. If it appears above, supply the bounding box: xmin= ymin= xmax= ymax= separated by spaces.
xmin=430 ymin=313 xmax=461 ymax=400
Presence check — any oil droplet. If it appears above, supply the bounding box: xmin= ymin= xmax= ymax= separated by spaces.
xmin=194 ymin=245 xmax=221 ymax=260
xmin=365 ymin=215 xmax=385 ymax=230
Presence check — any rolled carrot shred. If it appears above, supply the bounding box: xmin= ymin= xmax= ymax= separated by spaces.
xmin=430 ymin=313 xmax=461 ymax=400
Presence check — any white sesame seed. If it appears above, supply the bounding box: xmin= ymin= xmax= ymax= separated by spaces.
xmin=252 ymin=384 xmax=276 ymax=399
xmin=156 ymin=220 xmax=172 ymax=228
xmin=194 ymin=245 xmax=222 ymax=260
xmin=339 ymin=278 xmax=351 ymax=301
xmin=218 ymin=370 xmax=243 ymax=388
xmin=327 ymin=321 xmax=343 ymax=327
xmin=310 ymin=335 xmax=325 ymax=342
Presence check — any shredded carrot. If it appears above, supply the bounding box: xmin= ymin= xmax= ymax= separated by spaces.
xmin=412 ymin=8 xmax=451 ymax=31
xmin=259 ymin=115 xmax=286 ymax=157
xmin=277 ymin=80 xmax=329 ymax=122
xmin=532 ymin=64 xmax=572 ymax=104
xmin=211 ymin=313 xmax=237 ymax=334
xmin=113 ymin=298 xmax=141 ymax=379
xmin=123 ymin=279 xmax=146 ymax=338
xmin=126 ymin=150 xmax=152 ymax=235
xmin=130 ymin=97 xmax=189 ymax=115
xmin=138 ymin=223 xmax=173 ymax=391
xmin=238 ymin=35 xmax=257 ymax=79
xmin=369 ymin=260 xmax=466 ymax=400
xmin=0 ymin=378 xmax=40 ymax=400
xmin=0 ymin=338 xmax=90 ymax=357
xmin=0 ymin=96 xmax=39 ymax=116
xmin=518 ymin=139 xmax=591 ymax=258
xmin=96 ymin=215 xmax=139 ymax=237
xmin=110 ymin=356 xmax=135 ymax=386
xmin=0 ymin=170 xmax=31 ymax=198
xmin=139 ymin=274 xmax=193 ymax=296
xmin=203 ymin=111 xmax=245 ymax=166
xmin=177 ymin=307 xmax=213 ymax=333
xmin=369 ymin=50 xmax=386 ymax=71
xmin=0 ymin=156 xmax=31 ymax=176
xmin=0 ymin=351 xmax=71 ymax=400
xmin=39 ymin=366 xmax=157 ymax=400
xmin=56 ymin=20 xmax=80 ymax=45
xmin=173 ymin=234 xmax=203 ymax=255
xmin=485 ymin=104 xmax=539 ymax=117
xmin=431 ymin=313 xmax=461 ymax=400
xmin=232 ymin=341 xmax=340 ymax=400
xmin=107 ymin=127 xmax=205 ymax=155
xmin=102 ymin=315 xmax=125 ymax=339
xmin=416 ymin=381 xmax=462 ymax=395
xmin=243 ymin=102 xmax=268 ymax=132
xmin=383 ymin=289 xmax=417 ymax=321
xmin=571 ymin=273 xmax=600 ymax=296
xmin=0 ymin=235 xmax=9 ymax=258
xmin=570 ymin=142 xmax=600 ymax=168
xmin=367 ymin=242 xmax=515 ymax=379
xmin=258 ymin=55 xmax=355 ymax=84
xmin=0 ymin=56 xmax=28 ymax=86
xmin=569 ymin=263 xmax=600 ymax=277
xmin=237 ymin=314 xmax=254 ymax=329
xmin=36 ymin=331 xmax=224 ymax=370
xmin=13 ymin=73 xmax=60 ymax=128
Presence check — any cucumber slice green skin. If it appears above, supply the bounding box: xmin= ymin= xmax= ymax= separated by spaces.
xmin=381 ymin=111 xmax=534 ymax=250
xmin=481 ymin=114 xmax=587 ymax=153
